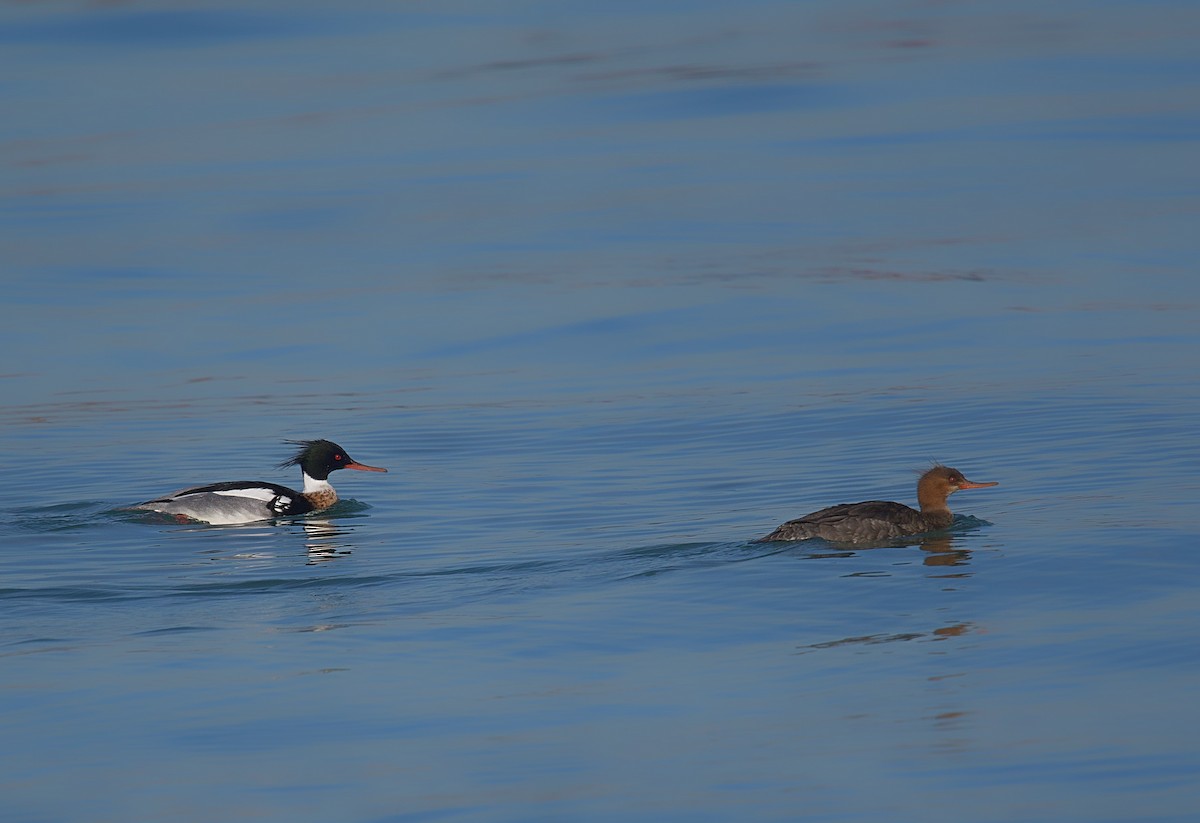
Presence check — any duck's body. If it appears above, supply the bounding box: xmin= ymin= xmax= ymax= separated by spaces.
xmin=758 ymin=465 xmax=996 ymax=543
xmin=131 ymin=439 xmax=386 ymax=526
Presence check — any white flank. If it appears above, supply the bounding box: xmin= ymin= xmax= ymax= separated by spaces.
xmin=212 ymin=488 xmax=282 ymax=503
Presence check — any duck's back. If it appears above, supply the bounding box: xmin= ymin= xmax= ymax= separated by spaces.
xmin=759 ymin=500 xmax=928 ymax=543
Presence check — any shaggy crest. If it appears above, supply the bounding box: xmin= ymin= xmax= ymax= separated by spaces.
xmin=278 ymin=439 xmax=336 ymax=469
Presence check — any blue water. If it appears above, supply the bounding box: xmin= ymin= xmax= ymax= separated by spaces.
xmin=4 ymin=2 xmax=1200 ymax=821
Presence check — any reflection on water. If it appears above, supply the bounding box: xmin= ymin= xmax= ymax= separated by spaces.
xmin=797 ymin=622 xmax=974 ymax=655
xmin=917 ymin=533 xmax=973 ymax=569
xmin=782 ymin=526 xmax=979 ymax=569
xmin=300 ymin=519 xmax=353 ymax=563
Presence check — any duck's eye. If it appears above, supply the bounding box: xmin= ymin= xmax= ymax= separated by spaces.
xmin=334 ymin=454 xmax=343 ymax=461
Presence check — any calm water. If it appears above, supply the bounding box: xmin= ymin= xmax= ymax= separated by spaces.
xmin=3 ymin=1 xmax=1200 ymax=821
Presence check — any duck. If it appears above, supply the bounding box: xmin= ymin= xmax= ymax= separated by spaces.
xmin=758 ymin=465 xmax=997 ymax=543
xmin=131 ymin=439 xmax=386 ymax=525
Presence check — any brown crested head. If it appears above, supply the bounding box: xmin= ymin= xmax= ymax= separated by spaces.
xmin=916 ymin=465 xmax=998 ymax=511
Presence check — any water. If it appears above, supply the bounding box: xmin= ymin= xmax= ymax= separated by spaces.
xmin=3 ymin=1 xmax=1200 ymax=821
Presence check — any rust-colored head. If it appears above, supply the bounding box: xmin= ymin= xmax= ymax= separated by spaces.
xmin=916 ymin=465 xmax=997 ymax=512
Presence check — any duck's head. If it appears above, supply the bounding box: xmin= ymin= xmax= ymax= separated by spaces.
xmin=916 ymin=465 xmax=997 ymax=511
xmin=280 ymin=439 xmax=388 ymax=481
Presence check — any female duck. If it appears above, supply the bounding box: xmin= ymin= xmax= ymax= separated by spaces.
xmin=759 ymin=465 xmax=997 ymax=543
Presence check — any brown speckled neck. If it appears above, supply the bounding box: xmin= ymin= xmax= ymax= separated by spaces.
xmin=303 ymin=488 xmax=338 ymax=511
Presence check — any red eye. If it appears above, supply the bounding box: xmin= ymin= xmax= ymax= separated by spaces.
xmin=335 ymin=454 xmax=343 ymax=461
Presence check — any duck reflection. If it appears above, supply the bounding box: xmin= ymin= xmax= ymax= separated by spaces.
xmin=789 ymin=530 xmax=975 ymax=568
xmin=915 ymin=532 xmax=972 ymax=569
xmin=301 ymin=519 xmax=354 ymax=563
xmin=796 ymin=622 xmax=974 ymax=654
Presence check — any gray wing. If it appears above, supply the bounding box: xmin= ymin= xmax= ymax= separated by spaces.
xmin=759 ymin=501 xmax=921 ymax=543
